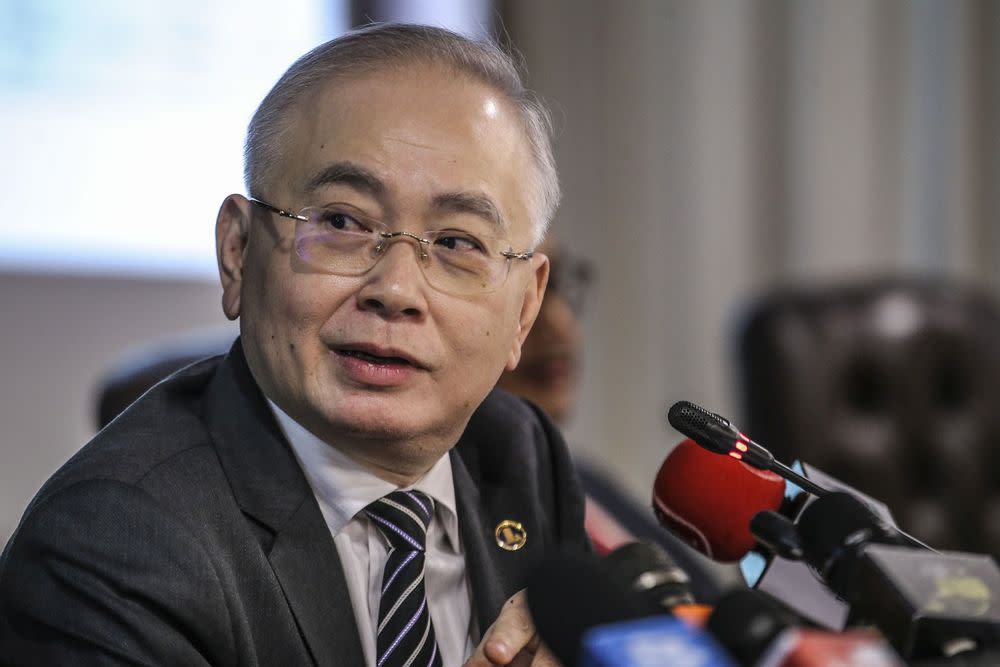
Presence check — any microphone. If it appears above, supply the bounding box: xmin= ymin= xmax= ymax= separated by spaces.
xmin=526 ymin=551 xmax=657 ymax=667
xmin=706 ymin=589 xmax=905 ymax=666
xmin=603 ymin=541 xmax=697 ymax=609
xmin=667 ymin=400 xmax=829 ymax=498
xmin=706 ymin=589 xmax=801 ymax=665
xmin=602 ymin=541 xmax=717 ymax=629
xmin=526 ymin=550 xmax=737 ymax=667
xmin=749 ymin=489 xmax=892 ymax=630
xmin=650 ymin=438 xmax=864 ymax=630
xmin=658 ymin=411 xmax=937 ymax=632
xmin=797 ymin=492 xmax=916 ymax=593
xmin=652 ymin=438 xmax=786 ymax=562
xmin=751 ymin=510 xmax=805 ymax=561
xmin=580 ymin=616 xmax=737 ymax=667
xmin=797 ymin=492 xmax=1000 ymax=660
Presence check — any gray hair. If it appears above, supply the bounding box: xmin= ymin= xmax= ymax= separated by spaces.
xmin=244 ymin=23 xmax=560 ymax=245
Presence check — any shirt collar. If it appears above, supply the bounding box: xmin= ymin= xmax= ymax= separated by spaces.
xmin=267 ymin=399 xmax=460 ymax=549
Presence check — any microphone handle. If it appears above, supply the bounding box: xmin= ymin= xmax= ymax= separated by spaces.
xmin=761 ymin=444 xmax=935 ymax=552
xmin=893 ymin=527 xmax=937 ymax=552
xmin=769 ymin=459 xmax=830 ymax=497
xmin=771 ymin=461 xmax=938 ymax=553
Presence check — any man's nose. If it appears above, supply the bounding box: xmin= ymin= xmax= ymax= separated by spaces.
xmin=355 ymin=239 xmax=430 ymax=319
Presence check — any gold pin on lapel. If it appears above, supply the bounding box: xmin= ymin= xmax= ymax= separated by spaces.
xmin=495 ymin=519 xmax=527 ymax=551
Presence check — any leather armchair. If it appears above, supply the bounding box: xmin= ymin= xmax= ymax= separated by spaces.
xmin=736 ymin=277 xmax=1000 ymax=555
xmin=94 ymin=331 xmax=236 ymax=430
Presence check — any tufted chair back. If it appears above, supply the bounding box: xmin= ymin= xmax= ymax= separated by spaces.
xmin=94 ymin=331 xmax=236 ymax=430
xmin=736 ymin=278 xmax=1000 ymax=555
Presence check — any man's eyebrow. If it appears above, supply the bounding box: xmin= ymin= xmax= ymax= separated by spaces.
xmin=305 ymin=164 xmax=508 ymax=234
xmin=305 ymin=161 xmax=385 ymax=197
xmin=431 ymin=191 xmax=508 ymax=236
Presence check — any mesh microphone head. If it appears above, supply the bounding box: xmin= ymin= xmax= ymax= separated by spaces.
xmin=797 ymin=492 xmax=905 ymax=596
xmin=668 ymin=400 xmax=732 ymax=429
xmin=667 ymin=401 xmax=740 ymax=455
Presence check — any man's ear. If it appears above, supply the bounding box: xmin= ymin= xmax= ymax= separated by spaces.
xmin=505 ymin=252 xmax=550 ymax=371
xmin=216 ymin=194 xmax=253 ymax=321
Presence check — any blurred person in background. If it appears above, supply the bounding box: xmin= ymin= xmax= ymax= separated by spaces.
xmin=498 ymin=242 xmax=735 ymax=600
xmin=496 ymin=241 xmax=590 ymax=426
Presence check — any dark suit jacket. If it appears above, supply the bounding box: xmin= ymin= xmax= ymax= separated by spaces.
xmin=0 ymin=340 xmax=588 ymax=665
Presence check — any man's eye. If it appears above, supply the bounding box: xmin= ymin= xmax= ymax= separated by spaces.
xmin=319 ymin=210 xmax=368 ymax=232
xmin=435 ymin=233 xmax=485 ymax=252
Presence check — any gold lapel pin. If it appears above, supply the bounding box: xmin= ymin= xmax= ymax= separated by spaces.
xmin=495 ymin=519 xmax=527 ymax=551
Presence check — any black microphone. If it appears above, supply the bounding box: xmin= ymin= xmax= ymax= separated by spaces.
xmin=798 ymin=492 xmax=915 ymax=591
xmin=525 ymin=550 xmax=736 ymax=667
xmin=706 ymin=588 xmax=905 ymax=666
xmin=526 ymin=551 xmax=658 ymax=667
xmin=797 ymin=492 xmax=1000 ymax=660
xmin=751 ymin=510 xmax=805 ymax=561
xmin=748 ymin=462 xmax=930 ymax=630
xmin=602 ymin=541 xmax=697 ymax=610
xmin=667 ymin=400 xmax=830 ymax=497
xmin=706 ymin=589 xmax=801 ymax=665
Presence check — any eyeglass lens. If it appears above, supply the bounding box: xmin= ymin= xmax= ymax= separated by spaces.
xmin=293 ymin=208 xmax=513 ymax=296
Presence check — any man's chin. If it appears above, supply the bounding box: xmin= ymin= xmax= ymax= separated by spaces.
xmin=314 ymin=409 xmax=460 ymax=479
xmin=308 ymin=385 xmax=483 ymax=449
xmin=314 ymin=398 xmax=442 ymax=442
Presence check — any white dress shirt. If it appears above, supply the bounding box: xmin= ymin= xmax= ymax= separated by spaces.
xmin=268 ymin=401 xmax=476 ymax=667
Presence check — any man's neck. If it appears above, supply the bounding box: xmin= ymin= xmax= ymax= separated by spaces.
xmin=265 ymin=397 xmax=453 ymax=487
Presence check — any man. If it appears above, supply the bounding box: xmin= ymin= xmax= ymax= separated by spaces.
xmin=0 ymin=24 xmax=587 ymax=665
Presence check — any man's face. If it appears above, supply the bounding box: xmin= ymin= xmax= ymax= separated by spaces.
xmin=216 ymin=63 xmax=547 ymax=478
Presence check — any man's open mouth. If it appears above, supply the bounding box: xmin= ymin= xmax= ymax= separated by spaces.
xmin=337 ymin=349 xmax=415 ymax=367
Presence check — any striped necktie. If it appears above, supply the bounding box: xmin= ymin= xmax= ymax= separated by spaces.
xmin=364 ymin=490 xmax=444 ymax=667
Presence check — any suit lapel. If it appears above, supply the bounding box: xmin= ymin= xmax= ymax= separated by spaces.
xmin=267 ymin=496 xmax=364 ymax=667
xmin=205 ymin=341 xmax=364 ymax=667
xmin=451 ymin=451 xmax=506 ymax=635
xmin=451 ymin=422 xmax=548 ymax=637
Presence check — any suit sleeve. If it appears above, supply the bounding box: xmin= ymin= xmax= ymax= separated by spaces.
xmin=0 ymin=479 xmax=235 ymax=666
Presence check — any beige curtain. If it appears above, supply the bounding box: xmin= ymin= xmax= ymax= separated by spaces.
xmin=503 ymin=0 xmax=1000 ymax=499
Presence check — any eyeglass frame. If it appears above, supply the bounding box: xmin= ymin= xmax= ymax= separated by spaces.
xmin=247 ymin=196 xmax=537 ymax=295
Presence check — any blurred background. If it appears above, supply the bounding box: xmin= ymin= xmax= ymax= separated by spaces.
xmin=2 ymin=0 xmax=999 ymax=554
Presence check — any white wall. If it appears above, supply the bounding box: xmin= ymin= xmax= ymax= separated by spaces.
xmin=507 ymin=0 xmax=1000 ymax=501
xmin=0 ymin=272 xmax=235 ymax=545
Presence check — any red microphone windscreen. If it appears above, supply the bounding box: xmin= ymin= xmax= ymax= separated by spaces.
xmin=653 ymin=438 xmax=786 ymax=562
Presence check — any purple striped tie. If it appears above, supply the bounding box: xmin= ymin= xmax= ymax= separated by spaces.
xmin=364 ymin=490 xmax=443 ymax=667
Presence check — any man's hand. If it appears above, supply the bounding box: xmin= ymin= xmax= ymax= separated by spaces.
xmin=464 ymin=590 xmax=560 ymax=667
